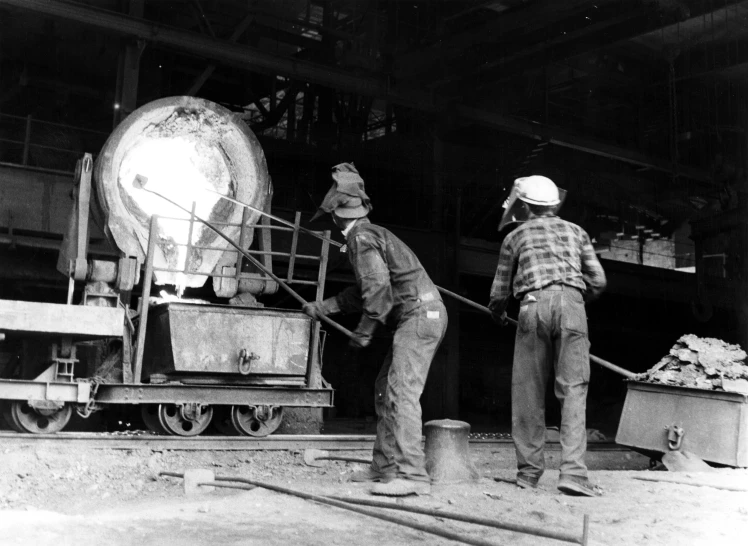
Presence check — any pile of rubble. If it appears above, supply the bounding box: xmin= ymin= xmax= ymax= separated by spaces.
xmin=640 ymin=334 xmax=748 ymax=394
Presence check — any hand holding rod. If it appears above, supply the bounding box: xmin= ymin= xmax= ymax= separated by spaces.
xmin=436 ymin=286 xmax=637 ymax=380
xmin=132 ymin=178 xmax=355 ymax=340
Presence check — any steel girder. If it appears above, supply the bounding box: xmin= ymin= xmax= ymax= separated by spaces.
xmin=0 ymin=0 xmax=712 ymax=182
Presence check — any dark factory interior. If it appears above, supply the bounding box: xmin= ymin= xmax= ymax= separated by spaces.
xmin=0 ymin=0 xmax=747 ymax=440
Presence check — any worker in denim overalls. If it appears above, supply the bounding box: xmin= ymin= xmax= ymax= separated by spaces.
xmin=304 ymin=163 xmax=447 ymax=497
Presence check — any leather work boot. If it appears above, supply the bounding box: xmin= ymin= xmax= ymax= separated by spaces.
xmin=516 ymin=474 xmax=539 ymax=489
xmin=557 ymin=475 xmax=604 ymax=497
xmin=370 ymin=478 xmax=431 ymax=497
xmin=348 ymin=467 xmax=395 ymax=483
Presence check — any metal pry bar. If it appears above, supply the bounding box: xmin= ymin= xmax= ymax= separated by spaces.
xmin=436 ymin=286 xmax=637 ymax=379
xmin=133 ymin=175 xmax=343 ymax=249
xmin=202 ymin=187 xmax=344 ymax=249
xmin=131 ymin=175 xmax=356 ymax=340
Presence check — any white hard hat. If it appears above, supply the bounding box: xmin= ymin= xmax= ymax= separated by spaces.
xmin=514 ymin=175 xmax=561 ymax=206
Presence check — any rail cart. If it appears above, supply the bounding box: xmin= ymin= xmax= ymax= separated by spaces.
xmin=0 ymin=155 xmax=335 ymax=436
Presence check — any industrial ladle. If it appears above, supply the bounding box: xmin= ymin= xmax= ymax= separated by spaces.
xmin=133 ymin=175 xmax=636 ymax=379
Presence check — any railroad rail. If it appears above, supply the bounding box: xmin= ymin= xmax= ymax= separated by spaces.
xmin=0 ymin=431 xmax=633 ymax=453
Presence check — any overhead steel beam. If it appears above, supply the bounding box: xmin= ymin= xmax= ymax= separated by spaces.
xmin=186 ymin=13 xmax=253 ymax=95
xmin=0 ymin=0 xmax=711 ymax=182
xmin=457 ymin=105 xmax=712 ymax=183
xmin=393 ymin=0 xmax=616 ymax=80
xmin=0 ymin=0 xmax=431 ymax=111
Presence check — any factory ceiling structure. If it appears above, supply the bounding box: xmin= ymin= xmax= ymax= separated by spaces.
xmin=2 ymin=0 xmax=746 ymax=235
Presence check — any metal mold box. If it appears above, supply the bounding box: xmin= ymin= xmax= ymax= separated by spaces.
xmin=616 ymin=381 xmax=748 ymax=467
xmin=142 ymin=302 xmax=312 ymax=378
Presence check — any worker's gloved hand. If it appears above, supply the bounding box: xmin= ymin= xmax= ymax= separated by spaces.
xmin=349 ymin=332 xmax=373 ymax=349
xmin=488 ymin=299 xmax=508 ymax=326
xmin=303 ymin=302 xmax=326 ymax=320
xmin=302 ymin=297 xmax=340 ymax=320
xmin=349 ymin=315 xmax=378 ymax=349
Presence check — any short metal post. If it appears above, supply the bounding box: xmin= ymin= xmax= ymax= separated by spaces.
xmin=132 ymin=215 xmax=158 ymax=384
xmin=582 ymin=514 xmax=589 ymax=546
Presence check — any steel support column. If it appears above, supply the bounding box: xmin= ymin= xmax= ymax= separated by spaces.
xmin=113 ymin=0 xmax=144 ymax=127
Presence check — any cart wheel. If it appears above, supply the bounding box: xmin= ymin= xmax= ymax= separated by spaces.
xmin=230 ymin=405 xmax=283 ymax=437
xmin=1 ymin=402 xmax=24 ymax=432
xmin=158 ymin=403 xmax=213 ymax=436
xmin=5 ymin=401 xmax=72 ymax=434
xmin=211 ymin=406 xmax=239 ymax=436
xmin=140 ymin=404 xmax=168 ymax=435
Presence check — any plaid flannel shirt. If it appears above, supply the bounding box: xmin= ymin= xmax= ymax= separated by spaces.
xmin=489 ymin=216 xmax=606 ymax=313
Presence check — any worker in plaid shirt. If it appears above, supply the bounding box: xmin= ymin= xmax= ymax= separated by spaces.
xmin=489 ymin=175 xmax=607 ymax=497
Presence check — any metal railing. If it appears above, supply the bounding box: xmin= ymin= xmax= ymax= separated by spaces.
xmin=0 ymin=112 xmax=108 ymax=172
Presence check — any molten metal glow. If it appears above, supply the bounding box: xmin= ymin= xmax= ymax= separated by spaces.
xmin=120 ymin=137 xmax=231 ymax=290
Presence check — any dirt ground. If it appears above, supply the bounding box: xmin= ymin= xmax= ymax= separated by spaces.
xmin=1 ymin=440 xmax=747 ymax=546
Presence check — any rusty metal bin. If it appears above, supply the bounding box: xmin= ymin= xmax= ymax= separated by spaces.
xmin=616 ymin=381 xmax=748 ymax=467
xmin=142 ymin=302 xmax=313 ymax=384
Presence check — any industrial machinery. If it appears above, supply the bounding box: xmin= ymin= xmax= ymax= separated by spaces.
xmin=0 ymin=97 xmax=334 ymax=436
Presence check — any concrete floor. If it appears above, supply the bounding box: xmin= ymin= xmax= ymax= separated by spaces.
xmin=1 ymin=441 xmax=747 ymax=545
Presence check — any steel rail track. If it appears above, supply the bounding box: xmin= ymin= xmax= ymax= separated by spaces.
xmin=0 ymin=431 xmax=629 ymax=452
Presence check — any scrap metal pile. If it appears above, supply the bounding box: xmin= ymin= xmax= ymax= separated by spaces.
xmin=640 ymin=334 xmax=748 ymax=394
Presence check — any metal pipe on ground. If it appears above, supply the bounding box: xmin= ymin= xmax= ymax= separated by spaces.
xmin=327 ymin=495 xmax=589 ymax=545
xmin=162 ymin=471 xmax=510 ymax=546
xmin=436 ymin=286 xmax=637 ymax=380
xmin=303 ymin=448 xmax=371 ymax=467
xmin=213 ymin=475 xmax=525 ymax=546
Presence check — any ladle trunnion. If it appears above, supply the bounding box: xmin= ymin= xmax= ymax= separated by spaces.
xmin=0 ymin=97 xmax=334 ymax=436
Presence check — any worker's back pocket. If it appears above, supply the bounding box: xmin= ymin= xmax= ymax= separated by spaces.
xmin=416 ymin=304 xmax=446 ymax=340
xmin=517 ymin=301 xmax=537 ymax=334
xmin=560 ymin=294 xmax=588 ymax=335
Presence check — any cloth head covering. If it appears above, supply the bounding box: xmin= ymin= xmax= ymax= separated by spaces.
xmin=311 ymin=163 xmax=372 ymax=221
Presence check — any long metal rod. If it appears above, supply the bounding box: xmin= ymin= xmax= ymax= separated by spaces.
xmin=202 ymin=188 xmax=344 ymax=249
xmin=137 ymin=186 xmax=355 ymax=340
xmin=163 ymin=472 xmax=585 ymax=546
xmin=314 ymin=456 xmax=372 ymax=464
xmin=159 ymin=473 xmax=257 ymax=491
xmin=139 ymin=182 xmax=633 ymax=376
xmin=436 ymin=286 xmax=637 ymax=379
xmin=207 ymin=475 xmax=511 ymax=546
xmin=326 ymin=495 xmax=587 ymax=545
xmin=191 ymin=191 xmax=625 ymax=378
xmin=132 ymin=215 xmax=159 ymax=384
